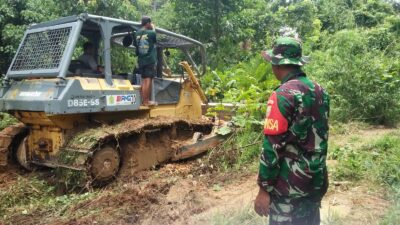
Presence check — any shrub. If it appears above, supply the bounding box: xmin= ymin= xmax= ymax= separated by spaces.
xmin=305 ymin=29 xmax=400 ymax=125
xmin=0 ymin=113 xmax=18 ymax=131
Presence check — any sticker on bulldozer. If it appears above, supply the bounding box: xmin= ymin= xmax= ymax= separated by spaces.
xmin=106 ymin=94 xmax=136 ymax=106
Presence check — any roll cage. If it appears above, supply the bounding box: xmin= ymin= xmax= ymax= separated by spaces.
xmin=5 ymin=13 xmax=206 ymax=85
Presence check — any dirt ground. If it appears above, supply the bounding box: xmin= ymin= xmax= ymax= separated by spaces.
xmin=0 ymin=126 xmax=395 ymax=225
xmin=0 ymin=161 xmax=391 ymax=225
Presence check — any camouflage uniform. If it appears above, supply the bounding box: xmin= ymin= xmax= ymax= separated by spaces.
xmin=259 ymin=37 xmax=330 ymax=225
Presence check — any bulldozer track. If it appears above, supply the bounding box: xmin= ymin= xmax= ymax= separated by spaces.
xmin=0 ymin=123 xmax=27 ymax=168
xmin=56 ymin=116 xmax=215 ymax=186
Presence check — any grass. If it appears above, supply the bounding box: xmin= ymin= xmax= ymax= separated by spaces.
xmin=0 ymin=112 xmax=18 ymax=131
xmin=330 ymin=130 xmax=400 ymax=186
xmin=0 ymin=175 xmax=100 ymax=223
xmin=380 ymin=196 xmax=400 ymax=225
xmin=209 ymin=203 xmax=266 ymax=225
xmin=322 ymin=209 xmax=345 ymax=225
xmin=327 ymin=128 xmax=400 ymax=225
xmin=329 ymin=126 xmax=400 ymax=225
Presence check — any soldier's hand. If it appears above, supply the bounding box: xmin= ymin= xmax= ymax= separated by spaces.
xmin=254 ymin=187 xmax=271 ymax=217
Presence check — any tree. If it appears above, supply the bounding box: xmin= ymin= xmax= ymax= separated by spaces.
xmin=168 ymin=0 xmax=246 ymax=67
xmin=314 ymin=0 xmax=356 ymax=33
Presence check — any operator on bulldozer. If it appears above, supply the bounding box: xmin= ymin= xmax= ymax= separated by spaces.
xmin=135 ymin=16 xmax=157 ymax=106
xmin=78 ymin=42 xmax=103 ymax=74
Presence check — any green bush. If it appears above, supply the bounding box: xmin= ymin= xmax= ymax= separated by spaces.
xmin=0 ymin=113 xmax=18 ymax=131
xmin=201 ymin=56 xmax=277 ymax=170
xmin=306 ymin=29 xmax=400 ymax=125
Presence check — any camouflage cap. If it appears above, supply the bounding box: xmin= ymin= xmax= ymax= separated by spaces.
xmin=262 ymin=37 xmax=309 ymax=66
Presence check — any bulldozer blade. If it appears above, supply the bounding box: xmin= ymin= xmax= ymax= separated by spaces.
xmin=171 ymin=132 xmax=227 ymax=161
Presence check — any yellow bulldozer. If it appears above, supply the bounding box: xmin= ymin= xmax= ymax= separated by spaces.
xmin=0 ymin=14 xmax=229 ymax=186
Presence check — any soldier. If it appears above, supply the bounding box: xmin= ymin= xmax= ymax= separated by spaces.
xmin=254 ymin=37 xmax=330 ymax=225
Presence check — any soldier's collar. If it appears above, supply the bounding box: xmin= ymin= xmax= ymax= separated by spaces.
xmin=280 ymin=70 xmax=305 ymax=84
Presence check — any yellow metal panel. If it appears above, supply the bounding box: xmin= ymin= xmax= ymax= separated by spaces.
xmin=47 ymin=114 xmax=88 ymax=129
xmin=149 ymin=105 xmax=176 ymax=117
xmin=13 ymin=112 xmax=80 ymax=161
xmin=175 ymin=80 xmax=203 ymax=120
xmin=179 ymin=61 xmax=208 ymax=104
xmin=99 ymin=79 xmax=134 ymax=91
xmin=114 ymin=79 xmax=134 ymax=90
xmin=27 ymin=126 xmax=64 ymax=158
xmin=75 ymin=77 xmax=102 ymax=90
xmin=75 ymin=77 xmax=136 ymax=91
xmin=12 ymin=111 xmax=87 ymax=129
xmin=132 ymin=85 xmax=141 ymax=90
xmin=13 ymin=111 xmax=54 ymax=126
xmin=14 ymin=111 xmax=66 ymax=159
xmin=148 ymin=80 xmax=203 ymax=120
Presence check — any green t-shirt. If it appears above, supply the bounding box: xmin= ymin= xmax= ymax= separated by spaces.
xmin=136 ymin=29 xmax=157 ymax=66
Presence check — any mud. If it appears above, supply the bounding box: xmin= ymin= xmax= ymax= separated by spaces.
xmin=66 ymin=116 xmax=213 ymax=150
xmin=58 ymin=181 xmax=172 ymax=225
xmin=0 ymin=123 xmax=27 ymax=166
xmin=52 ymin=116 xmax=217 ymax=187
xmin=0 ymin=166 xmax=19 ymax=189
xmin=119 ymin=128 xmax=176 ymax=177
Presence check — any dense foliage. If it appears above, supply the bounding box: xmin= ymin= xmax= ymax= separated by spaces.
xmin=196 ymin=0 xmax=400 ymax=125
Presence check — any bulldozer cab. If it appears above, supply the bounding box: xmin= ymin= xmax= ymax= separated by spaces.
xmin=1 ymin=14 xmax=207 ymax=114
xmin=6 ymin=13 xmax=206 ymax=81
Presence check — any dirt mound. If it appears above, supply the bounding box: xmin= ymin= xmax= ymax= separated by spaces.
xmin=59 ymin=181 xmax=172 ymax=225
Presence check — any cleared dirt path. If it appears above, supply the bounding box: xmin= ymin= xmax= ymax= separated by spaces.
xmin=0 ymin=159 xmax=391 ymax=225
xmin=0 ymin=126 xmax=395 ymax=225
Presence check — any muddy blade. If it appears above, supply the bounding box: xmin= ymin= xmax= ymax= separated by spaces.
xmin=171 ymin=133 xmax=227 ymax=161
